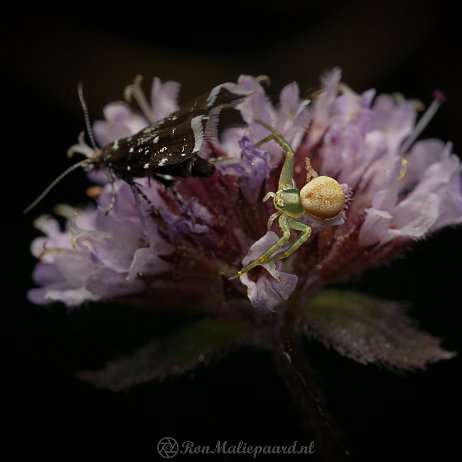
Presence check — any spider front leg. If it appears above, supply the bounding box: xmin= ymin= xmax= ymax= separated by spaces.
xmin=229 ymin=217 xmax=312 ymax=280
xmin=265 ymin=219 xmax=312 ymax=264
xmin=267 ymin=211 xmax=281 ymax=230
xmin=229 ymin=214 xmax=291 ymax=280
xmin=254 ymin=120 xmax=296 ymax=190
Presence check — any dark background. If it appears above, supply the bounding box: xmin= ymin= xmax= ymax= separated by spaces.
xmin=2 ymin=1 xmax=461 ymax=461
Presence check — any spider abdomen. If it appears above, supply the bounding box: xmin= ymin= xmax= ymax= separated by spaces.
xmin=300 ymin=176 xmax=345 ymax=219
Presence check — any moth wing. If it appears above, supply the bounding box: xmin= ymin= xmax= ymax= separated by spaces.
xmin=125 ymin=115 xmax=206 ymax=169
xmin=142 ymin=82 xmax=253 ymax=139
xmin=177 ymin=82 xmax=253 ymax=140
xmin=107 ymin=82 xmax=252 ymax=172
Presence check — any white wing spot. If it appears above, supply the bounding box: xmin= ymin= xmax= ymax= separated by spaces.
xmin=158 ymin=157 xmax=168 ymax=166
xmin=126 ymin=166 xmax=131 ymax=171
xmin=206 ymin=82 xmax=249 ymax=107
xmin=143 ymin=163 xmax=150 ymax=169
xmin=206 ymin=85 xmax=221 ymax=107
xmin=129 ymin=147 xmax=134 ymax=153
xmin=153 ymin=136 xmax=159 ymax=144
xmin=191 ymin=115 xmax=205 ymax=153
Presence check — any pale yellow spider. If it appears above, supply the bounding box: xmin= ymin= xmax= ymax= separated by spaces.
xmin=230 ymin=121 xmax=345 ymax=280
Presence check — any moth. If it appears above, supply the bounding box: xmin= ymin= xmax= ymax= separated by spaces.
xmin=23 ymin=80 xmax=252 ymax=214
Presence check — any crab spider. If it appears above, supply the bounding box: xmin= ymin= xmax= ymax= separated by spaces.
xmin=229 ymin=120 xmax=345 ymax=280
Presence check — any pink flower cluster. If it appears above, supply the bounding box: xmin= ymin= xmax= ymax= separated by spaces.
xmin=29 ymin=70 xmax=462 ymax=314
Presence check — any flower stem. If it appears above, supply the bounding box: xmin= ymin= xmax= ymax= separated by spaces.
xmin=272 ymin=312 xmax=350 ymax=461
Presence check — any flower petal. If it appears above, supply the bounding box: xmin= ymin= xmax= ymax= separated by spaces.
xmin=150 ymin=77 xmax=181 ymax=120
xmin=240 ymin=271 xmax=298 ymax=311
xmin=31 ymin=263 xmax=62 ymax=286
xmin=358 ymin=208 xmax=393 ymax=246
xmin=218 ymin=136 xmax=271 ymax=204
xmin=127 ymin=247 xmax=172 ymax=281
xmin=239 ymin=232 xmax=298 ymax=311
xmin=359 ymin=191 xmax=441 ymax=246
xmin=307 ymin=68 xmax=341 ymax=148
xmin=276 ymin=82 xmax=310 ymax=150
xmin=28 ymin=282 xmax=98 ymax=307
xmin=93 ymin=102 xmax=147 ymax=146
xmin=85 ymin=268 xmax=144 ymax=299
xmin=371 ymin=94 xmax=416 ymax=152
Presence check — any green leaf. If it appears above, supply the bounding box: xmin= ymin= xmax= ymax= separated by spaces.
xmin=301 ymin=290 xmax=455 ymax=370
xmin=78 ymin=317 xmax=251 ymax=390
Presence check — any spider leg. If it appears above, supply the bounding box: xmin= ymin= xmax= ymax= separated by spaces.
xmin=264 ymin=219 xmax=312 ymax=265
xmin=267 ymin=211 xmax=281 ymax=230
xmin=229 ymin=214 xmax=291 ymax=280
xmin=263 ymin=191 xmax=276 ymax=202
xmin=255 ymin=134 xmax=274 ymax=148
xmin=254 ymin=120 xmax=296 ymax=190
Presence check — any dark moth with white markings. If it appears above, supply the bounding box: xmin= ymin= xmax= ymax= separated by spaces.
xmin=96 ymin=82 xmax=251 ymax=181
xmin=23 ymin=82 xmax=252 ymax=214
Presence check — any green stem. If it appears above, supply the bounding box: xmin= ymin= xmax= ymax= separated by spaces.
xmin=271 ymin=312 xmax=350 ymax=461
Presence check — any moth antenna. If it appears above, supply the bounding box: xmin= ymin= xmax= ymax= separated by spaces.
xmin=77 ymin=82 xmax=98 ymax=150
xmin=22 ymin=160 xmax=88 ymax=215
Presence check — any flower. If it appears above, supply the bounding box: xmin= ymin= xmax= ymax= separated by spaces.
xmin=28 ymin=71 xmax=461 ymax=376
xmin=294 ymin=70 xmax=462 ymax=291
xmin=29 ymin=182 xmax=174 ymax=307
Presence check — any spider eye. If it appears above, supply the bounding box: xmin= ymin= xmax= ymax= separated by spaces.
xmin=275 ymin=191 xmax=284 ymax=208
xmin=300 ymin=176 xmax=345 ymax=219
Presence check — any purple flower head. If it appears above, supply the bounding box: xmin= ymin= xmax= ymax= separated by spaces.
xmin=218 ymin=136 xmax=271 ymax=204
xmin=28 ymin=71 xmax=460 ymax=376
xmin=93 ymin=77 xmax=181 ymax=148
xmin=29 ymin=180 xmax=173 ymax=307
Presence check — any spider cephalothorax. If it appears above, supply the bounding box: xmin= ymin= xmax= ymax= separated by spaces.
xmin=230 ymin=120 xmax=346 ymax=280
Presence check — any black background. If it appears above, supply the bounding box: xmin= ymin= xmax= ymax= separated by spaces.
xmin=2 ymin=1 xmax=461 ymax=461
